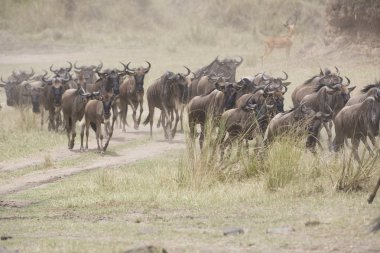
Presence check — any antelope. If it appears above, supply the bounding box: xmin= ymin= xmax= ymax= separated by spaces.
xmin=261 ymin=16 xmax=297 ymax=66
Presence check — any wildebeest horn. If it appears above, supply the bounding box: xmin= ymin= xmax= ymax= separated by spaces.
xmin=125 ymin=62 xmax=134 ymax=72
xmin=0 ymin=76 xmax=7 ymax=84
xmin=168 ymin=72 xmax=176 ymax=80
xmin=335 ymin=66 xmax=340 ymax=75
xmin=215 ymin=56 xmax=221 ymax=63
xmin=144 ymin=61 xmax=151 ymax=74
xmin=183 ymin=66 xmax=191 ymax=77
xmin=28 ymin=68 xmax=35 ymax=78
xmin=319 ymin=68 xmax=324 ymax=76
xmin=120 ymin=62 xmax=134 ymax=75
xmin=280 ymin=71 xmax=288 ymax=81
xmin=282 ymin=85 xmax=288 ymax=94
xmin=262 ymin=74 xmax=270 ymax=81
xmin=66 ymin=61 xmax=73 ymax=72
xmin=50 ymin=64 xmax=58 ymax=73
xmin=96 ymin=61 xmax=103 ymax=72
xmin=235 ymin=56 xmax=243 ymax=66
xmin=74 ymin=61 xmax=83 ymax=70
xmin=344 ymin=76 xmax=351 ymax=86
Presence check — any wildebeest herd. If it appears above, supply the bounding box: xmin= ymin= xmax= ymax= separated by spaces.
xmin=1 ymin=56 xmax=380 ymax=203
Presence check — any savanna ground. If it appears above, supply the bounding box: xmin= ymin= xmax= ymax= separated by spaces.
xmin=1 ymin=1 xmax=380 ymax=252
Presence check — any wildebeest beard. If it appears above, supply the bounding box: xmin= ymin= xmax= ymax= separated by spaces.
xmin=134 ymin=75 xmax=145 ymax=93
xmin=31 ymin=94 xmax=40 ymax=113
xmin=225 ymin=91 xmax=237 ymax=110
xmin=104 ymin=74 xmax=120 ymax=95
xmin=102 ymin=100 xmax=112 ymax=120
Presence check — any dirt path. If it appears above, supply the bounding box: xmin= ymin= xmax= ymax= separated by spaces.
xmin=0 ymin=127 xmax=185 ymax=196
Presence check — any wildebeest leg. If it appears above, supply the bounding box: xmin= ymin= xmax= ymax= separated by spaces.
xmin=147 ymin=105 xmax=155 ymax=138
xmin=103 ymin=113 xmax=116 ymax=152
xmin=179 ymin=105 xmax=185 ymax=132
xmin=40 ymin=106 xmax=44 ymax=130
xmin=119 ymin=102 xmax=127 ymax=133
xmin=80 ymin=122 xmax=85 ymax=152
xmin=85 ymin=123 xmax=90 ymax=150
xmin=96 ymin=122 xmax=101 ymax=151
xmin=69 ymin=116 xmax=77 ymax=150
xmin=99 ymin=124 xmax=104 ymax=154
xmin=362 ymin=136 xmax=375 ymax=156
xmin=132 ymin=101 xmax=139 ymax=130
xmin=162 ymin=106 xmax=172 ymax=140
xmin=65 ymin=116 xmax=71 ymax=149
xmin=157 ymin=112 xmax=162 ymax=128
xmin=137 ymin=95 xmax=143 ymax=129
xmin=368 ymin=174 xmax=380 ymax=204
xmin=351 ymin=137 xmax=361 ymax=164
xmin=171 ymin=108 xmax=180 ymax=138
xmin=323 ymin=121 xmax=332 ymax=147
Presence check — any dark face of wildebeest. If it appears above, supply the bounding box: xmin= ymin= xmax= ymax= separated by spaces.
xmin=195 ymin=56 xmax=243 ymax=82
xmin=215 ymin=81 xmax=241 ymax=110
xmin=24 ymin=82 xmax=45 ymax=113
xmin=74 ymin=61 xmax=103 ymax=84
xmin=121 ymin=61 xmax=151 ymax=92
xmin=97 ymin=65 xmax=128 ymax=96
xmin=0 ymin=77 xmax=19 ymax=106
xmin=101 ymin=94 xmax=114 ymax=120
xmin=44 ymin=75 xmax=70 ymax=107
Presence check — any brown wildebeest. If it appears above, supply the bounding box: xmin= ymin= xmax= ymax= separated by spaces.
xmin=196 ymin=73 xmax=230 ymax=96
xmin=368 ymin=175 xmax=380 ymax=204
xmin=119 ymin=61 xmax=151 ymax=131
xmin=291 ymin=67 xmax=342 ymax=107
xmin=80 ymin=92 xmax=114 ymax=153
xmin=43 ymin=75 xmax=71 ymax=132
xmin=62 ymin=87 xmax=93 ymax=149
xmin=332 ymin=93 xmax=380 ymax=163
xmin=264 ymin=104 xmax=331 ymax=153
xmin=187 ymin=82 xmax=241 ymax=149
xmin=143 ymin=67 xmax=191 ymax=139
xmin=218 ymin=99 xmax=260 ymax=159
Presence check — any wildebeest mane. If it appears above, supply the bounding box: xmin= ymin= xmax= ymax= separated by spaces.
xmin=361 ymin=81 xmax=380 ymax=94
xmin=200 ymin=88 xmax=217 ymax=97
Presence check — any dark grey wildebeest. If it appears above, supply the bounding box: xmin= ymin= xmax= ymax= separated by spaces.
xmin=143 ymin=67 xmax=191 ymax=139
xmin=332 ymin=93 xmax=380 ymax=163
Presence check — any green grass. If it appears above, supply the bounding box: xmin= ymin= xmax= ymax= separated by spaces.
xmin=1 ymin=148 xmax=379 ymax=252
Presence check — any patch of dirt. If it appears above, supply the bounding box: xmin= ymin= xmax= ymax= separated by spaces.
xmin=0 ymin=127 xmax=185 ymax=197
xmin=0 ymin=200 xmax=34 ymax=208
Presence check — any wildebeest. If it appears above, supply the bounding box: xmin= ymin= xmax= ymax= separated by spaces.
xmin=300 ymin=79 xmax=356 ymax=145
xmin=346 ymin=81 xmax=380 ymax=106
xmin=143 ymin=67 xmax=191 ymax=139
xmin=119 ymin=61 xmax=151 ymax=131
xmin=218 ymin=99 xmax=262 ymax=159
xmin=0 ymin=76 xmax=28 ymax=107
xmin=80 ymin=92 xmax=114 ymax=153
xmin=264 ymin=104 xmax=331 ymax=152
xmin=62 ymin=87 xmax=93 ymax=149
xmin=43 ymin=75 xmax=71 ymax=132
xmin=23 ymin=80 xmax=46 ymax=129
xmin=196 ymin=73 xmax=230 ymax=96
xmin=331 ymin=93 xmax=380 ymax=163
xmin=291 ymin=67 xmax=343 ymax=107
xmin=187 ymin=81 xmax=241 ymax=148
xmin=95 ymin=66 xmax=128 ymax=134
xmin=74 ymin=61 xmax=103 ymax=85
xmin=50 ymin=62 xmax=77 ymax=89
xmin=188 ymin=56 xmax=243 ymax=100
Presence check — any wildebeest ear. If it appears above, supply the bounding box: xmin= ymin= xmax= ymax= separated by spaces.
xmin=215 ymin=82 xmax=221 ymax=91
xmin=0 ymin=83 xmax=5 ymax=88
xmin=348 ymin=86 xmax=356 ymax=93
xmin=282 ymin=82 xmax=291 ymax=86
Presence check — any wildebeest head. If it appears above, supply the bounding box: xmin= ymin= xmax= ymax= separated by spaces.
xmin=261 ymin=71 xmax=291 ymax=90
xmin=43 ymin=75 xmax=70 ymax=107
xmin=11 ymin=68 xmax=35 ymax=83
xmin=24 ymin=82 xmax=45 ymax=113
xmin=96 ymin=64 xmax=128 ymax=96
xmin=167 ymin=66 xmax=192 ymax=103
xmin=50 ymin=62 xmax=73 ymax=79
xmin=0 ymin=76 xmax=20 ymax=106
xmin=216 ymin=81 xmax=241 ymax=110
xmin=121 ymin=61 xmax=151 ymax=92
xmin=195 ymin=56 xmax=243 ymax=82
xmin=100 ymin=92 xmax=115 ymax=120
xmin=74 ymin=61 xmax=103 ymax=84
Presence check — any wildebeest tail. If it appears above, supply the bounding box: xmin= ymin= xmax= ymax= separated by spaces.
xmin=143 ymin=113 xmax=150 ymax=126
xmin=90 ymin=122 xmax=97 ymax=132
